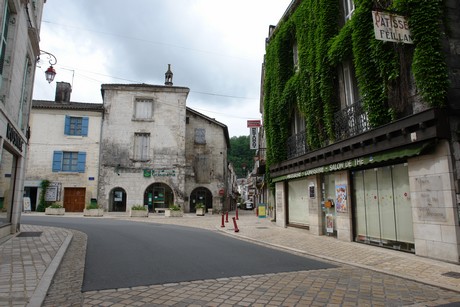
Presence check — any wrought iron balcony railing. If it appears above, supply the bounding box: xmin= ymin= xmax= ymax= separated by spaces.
xmin=287 ymin=130 xmax=308 ymax=160
xmin=334 ymin=101 xmax=370 ymax=141
xmin=284 ymin=101 xmax=370 ymax=160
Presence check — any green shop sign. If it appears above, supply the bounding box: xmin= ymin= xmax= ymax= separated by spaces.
xmin=143 ymin=169 xmax=176 ymax=177
xmin=272 ymin=142 xmax=431 ymax=183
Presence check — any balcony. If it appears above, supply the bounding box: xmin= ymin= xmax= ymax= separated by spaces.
xmin=334 ymin=101 xmax=370 ymax=141
xmin=287 ymin=130 xmax=308 ymax=159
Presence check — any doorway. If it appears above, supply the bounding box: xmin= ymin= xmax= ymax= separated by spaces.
xmin=144 ymin=183 xmax=174 ymax=212
xmin=190 ymin=187 xmax=212 ymax=212
xmin=64 ymin=187 xmax=86 ymax=212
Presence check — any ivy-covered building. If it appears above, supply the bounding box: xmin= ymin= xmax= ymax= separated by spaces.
xmin=263 ymin=0 xmax=460 ymax=263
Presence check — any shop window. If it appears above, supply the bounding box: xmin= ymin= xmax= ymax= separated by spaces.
xmin=133 ymin=133 xmax=150 ymax=161
xmin=133 ymin=98 xmax=153 ymax=120
xmin=195 ymin=128 xmax=206 ymax=144
xmin=353 ymin=164 xmax=414 ymax=251
xmin=64 ymin=116 xmax=88 ymax=136
xmin=52 ymin=151 xmax=86 ymax=173
xmin=0 ymin=148 xmax=15 ymax=226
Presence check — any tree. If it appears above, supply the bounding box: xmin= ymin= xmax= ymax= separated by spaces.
xmin=228 ymin=136 xmax=256 ymax=178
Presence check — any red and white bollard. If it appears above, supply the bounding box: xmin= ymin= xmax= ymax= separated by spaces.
xmin=221 ymin=213 xmax=225 ymax=227
xmin=236 ymin=208 xmax=239 ymax=220
xmin=225 ymin=211 xmax=229 ymax=223
xmin=232 ymin=217 xmax=239 ymax=232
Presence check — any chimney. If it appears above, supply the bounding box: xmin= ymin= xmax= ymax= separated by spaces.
xmin=165 ymin=64 xmax=173 ymax=86
xmin=55 ymin=81 xmax=72 ymax=103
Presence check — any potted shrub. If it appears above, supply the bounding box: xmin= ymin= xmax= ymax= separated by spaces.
xmin=195 ymin=203 xmax=205 ymax=216
xmin=165 ymin=205 xmax=183 ymax=217
xmin=83 ymin=203 xmax=104 ymax=217
xmin=45 ymin=203 xmax=65 ymax=215
xmin=129 ymin=205 xmax=149 ymax=217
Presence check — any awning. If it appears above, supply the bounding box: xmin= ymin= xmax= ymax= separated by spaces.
xmin=367 ymin=141 xmax=434 ymax=164
xmin=273 ymin=141 xmax=434 ymax=182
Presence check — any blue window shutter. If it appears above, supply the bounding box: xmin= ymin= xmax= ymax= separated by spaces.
xmin=77 ymin=152 xmax=86 ymax=173
xmin=52 ymin=151 xmax=63 ymax=172
xmin=64 ymin=116 xmax=70 ymax=135
xmin=81 ymin=117 xmax=89 ymax=136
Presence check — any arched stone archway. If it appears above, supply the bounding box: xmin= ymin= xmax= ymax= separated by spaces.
xmin=190 ymin=187 xmax=213 ymax=212
xmin=110 ymin=187 xmax=127 ymax=212
xmin=144 ymin=183 xmax=174 ymax=212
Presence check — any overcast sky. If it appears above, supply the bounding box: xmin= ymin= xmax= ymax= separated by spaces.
xmin=33 ymin=0 xmax=291 ymax=137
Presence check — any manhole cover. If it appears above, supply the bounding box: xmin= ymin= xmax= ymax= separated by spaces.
xmin=442 ymin=271 xmax=460 ymax=279
xmin=17 ymin=232 xmax=42 ymax=238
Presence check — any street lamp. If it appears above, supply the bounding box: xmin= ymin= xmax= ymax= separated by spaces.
xmin=38 ymin=50 xmax=57 ymax=83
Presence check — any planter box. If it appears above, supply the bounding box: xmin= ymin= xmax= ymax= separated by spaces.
xmin=130 ymin=209 xmax=149 ymax=217
xmin=196 ymin=208 xmax=205 ymax=216
xmin=164 ymin=209 xmax=183 ymax=217
xmin=45 ymin=207 xmax=65 ymax=215
xmin=83 ymin=208 xmax=104 ymax=217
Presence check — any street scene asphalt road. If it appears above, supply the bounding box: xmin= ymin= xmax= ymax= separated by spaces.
xmin=3 ymin=210 xmax=460 ymax=306
xmin=24 ymin=215 xmax=336 ymax=291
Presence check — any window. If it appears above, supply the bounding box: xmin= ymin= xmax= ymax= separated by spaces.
xmin=134 ymin=99 xmax=153 ymax=120
xmin=344 ymin=0 xmax=355 ymax=21
xmin=293 ymin=41 xmax=299 ymax=72
xmin=342 ymin=61 xmax=357 ymax=107
xmin=52 ymin=151 xmax=86 ymax=173
xmin=0 ymin=3 xmax=10 ymax=90
xmin=134 ymin=133 xmax=150 ymax=161
xmin=19 ymin=57 xmax=32 ymax=130
xmin=64 ymin=116 xmax=88 ymax=136
xmin=195 ymin=128 xmax=206 ymax=144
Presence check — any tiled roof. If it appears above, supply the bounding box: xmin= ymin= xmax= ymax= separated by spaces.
xmin=32 ymin=100 xmax=104 ymax=111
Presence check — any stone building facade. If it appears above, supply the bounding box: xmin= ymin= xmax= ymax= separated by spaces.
xmin=263 ymin=0 xmax=460 ymax=263
xmin=25 ymin=82 xmax=103 ymax=212
xmin=0 ymin=0 xmax=46 ymax=238
xmin=98 ymin=74 xmax=230 ymax=213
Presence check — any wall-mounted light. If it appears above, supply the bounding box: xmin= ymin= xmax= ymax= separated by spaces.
xmin=38 ymin=50 xmax=57 ymax=83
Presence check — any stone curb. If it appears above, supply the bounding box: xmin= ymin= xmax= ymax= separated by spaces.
xmin=26 ymin=231 xmax=73 ymax=307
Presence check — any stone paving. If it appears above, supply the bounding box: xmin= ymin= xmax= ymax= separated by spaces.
xmin=2 ymin=210 xmax=460 ymax=306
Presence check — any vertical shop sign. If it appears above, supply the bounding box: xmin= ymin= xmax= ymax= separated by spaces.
xmin=250 ymin=127 xmax=258 ymax=149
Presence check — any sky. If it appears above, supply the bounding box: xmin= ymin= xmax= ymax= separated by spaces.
xmin=33 ymin=0 xmax=292 ymax=137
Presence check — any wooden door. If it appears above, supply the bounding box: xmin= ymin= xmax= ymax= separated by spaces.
xmin=64 ymin=188 xmax=86 ymax=212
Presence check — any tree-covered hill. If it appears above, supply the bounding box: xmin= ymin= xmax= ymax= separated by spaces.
xmin=228 ymin=135 xmax=256 ymax=178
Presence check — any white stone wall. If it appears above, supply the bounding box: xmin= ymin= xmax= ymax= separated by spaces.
xmin=409 ymin=140 xmax=460 ymax=263
xmin=98 ymin=85 xmax=189 ymax=210
xmin=25 ymin=108 xmax=103 ymax=205
xmin=184 ymin=110 xmax=228 ymax=211
xmin=0 ymin=0 xmax=46 ymax=234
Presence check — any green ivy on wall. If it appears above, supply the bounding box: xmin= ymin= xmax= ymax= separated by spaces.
xmin=264 ymin=0 xmax=449 ymax=179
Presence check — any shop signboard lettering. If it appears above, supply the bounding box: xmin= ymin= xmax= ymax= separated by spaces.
xmin=372 ymin=11 xmax=413 ymax=44
xmin=143 ymin=169 xmax=176 ymax=177
xmin=250 ymin=127 xmax=258 ymax=150
xmin=6 ymin=123 xmax=23 ymax=152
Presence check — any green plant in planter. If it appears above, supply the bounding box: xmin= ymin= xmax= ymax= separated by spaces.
xmin=86 ymin=203 xmax=100 ymax=210
xmin=169 ymin=205 xmax=181 ymax=211
xmin=48 ymin=203 xmax=63 ymax=209
xmin=195 ymin=203 xmax=205 ymax=209
xmin=131 ymin=205 xmax=147 ymax=211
